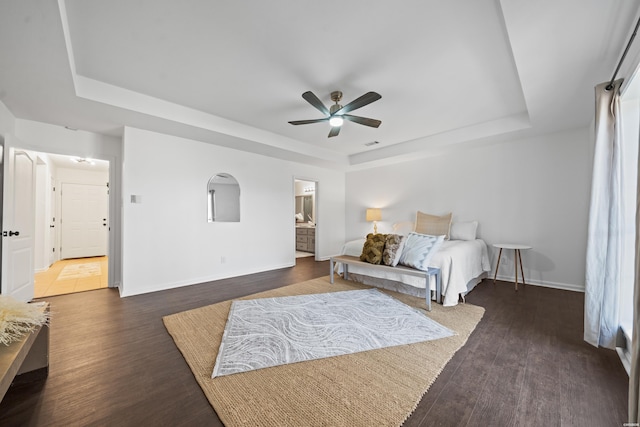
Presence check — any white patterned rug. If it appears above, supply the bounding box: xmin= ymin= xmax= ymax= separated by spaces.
xmin=57 ymin=262 xmax=101 ymax=280
xmin=212 ymin=288 xmax=454 ymax=377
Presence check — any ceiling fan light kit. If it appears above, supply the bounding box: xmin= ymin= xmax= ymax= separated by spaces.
xmin=289 ymin=90 xmax=382 ymax=138
xmin=329 ymin=116 xmax=344 ymax=127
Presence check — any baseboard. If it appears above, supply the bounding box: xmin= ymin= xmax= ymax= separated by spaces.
xmin=493 ymin=274 xmax=584 ymax=293
xmin=119 ymin=262 xmax=296 ymax=297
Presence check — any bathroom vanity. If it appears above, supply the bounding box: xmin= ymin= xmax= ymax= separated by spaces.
xmin=295 ymin=226 xmax=315 ymax=253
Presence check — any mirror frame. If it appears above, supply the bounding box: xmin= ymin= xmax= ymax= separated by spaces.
xmin=207 ymin=173 xmax=240 ymax=222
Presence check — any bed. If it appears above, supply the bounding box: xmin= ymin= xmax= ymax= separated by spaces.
xmin=336 ymin=219 xmax=491 ymax=307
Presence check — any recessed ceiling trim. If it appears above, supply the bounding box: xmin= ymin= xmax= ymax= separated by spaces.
xmin=57 ymin=0 xmax=79 ymax=91
xmin=72 ymin=77 xmax=347 ymax=165
xmin=57 ymin=0 xmax=347 ymax=167
xmin=349 ymin=112 xmax=531 ymax=166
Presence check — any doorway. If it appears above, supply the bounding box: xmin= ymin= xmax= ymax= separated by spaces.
xmin=294 ymin=179 xmax=316 ymax=260
xmin=32 ymin=152 xmax=110 ymax=298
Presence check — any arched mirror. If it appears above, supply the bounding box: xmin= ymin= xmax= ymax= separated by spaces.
xmin=207 ymin=173 xmax=240 ymax=222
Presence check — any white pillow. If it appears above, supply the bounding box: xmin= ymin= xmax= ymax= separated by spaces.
xmin=449 ymin=221 xmax=478 ymax=241
xmin=391 ymin=221 xmax=415 ymax=236
xmin=341 ymin=239 xmax=367 ymax=257
xmin=399 ymin=232 xmax=445 ymax=271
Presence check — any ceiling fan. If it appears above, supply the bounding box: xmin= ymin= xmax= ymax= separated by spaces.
xmin=289 ymin=90 xmax=382 ymax=138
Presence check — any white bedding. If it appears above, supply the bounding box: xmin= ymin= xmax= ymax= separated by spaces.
xmin=339 ymin=238 xmax=491 ymax=306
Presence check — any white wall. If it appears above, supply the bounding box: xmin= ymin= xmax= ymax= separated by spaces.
xmin=121 ymin=127 xmax=345 ymax=296
xmin=0 ymin=101 xmax=15 ymax=136
xmin=345 ymin=127 xmax=592 ymax=291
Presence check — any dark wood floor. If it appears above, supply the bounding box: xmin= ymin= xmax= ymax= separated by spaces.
xmin=0 ymin=258 xmax=628 ymax=426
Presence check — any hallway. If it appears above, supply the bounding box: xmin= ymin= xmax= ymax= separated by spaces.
xmin=34 ymin=256 xmax=108 ymax=298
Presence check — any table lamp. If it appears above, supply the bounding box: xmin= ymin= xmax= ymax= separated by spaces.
xmin=366 ymin=208 xmax=382 ymax=234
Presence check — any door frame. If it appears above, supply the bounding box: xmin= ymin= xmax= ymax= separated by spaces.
xmin=293 ymin=177 xmax=318 ymax=263
xmin=2 ymin=145 xmax=117 ymax=292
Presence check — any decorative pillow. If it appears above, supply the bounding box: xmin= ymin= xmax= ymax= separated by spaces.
xmin=450 ymin=221 xmax=478 ymax=240
xmin=360 ymin=233 xmax=387 ymax=265
xmin=414 ymin=211 xmax=452 ymax=240
xmin=399 ymin=232 xmax=445 ymax=271
xmin=382 ymin=234 xmax=406 ymax=266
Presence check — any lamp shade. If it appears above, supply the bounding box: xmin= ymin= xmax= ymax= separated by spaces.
xmin=366 ymin=208 xmax=382 ymax=222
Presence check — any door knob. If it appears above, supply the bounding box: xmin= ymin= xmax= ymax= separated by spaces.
xmin=9 ymin=231 xmax=19 ymax=236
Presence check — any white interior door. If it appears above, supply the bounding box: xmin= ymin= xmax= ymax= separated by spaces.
xmin=1 ymin=145 xmax=36 ymax=301
xmin=61 ymin=183 xmax=108 ymax=259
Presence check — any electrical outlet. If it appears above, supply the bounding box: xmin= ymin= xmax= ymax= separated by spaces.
xmin=220 ymin=256 xmax=226 ymax=264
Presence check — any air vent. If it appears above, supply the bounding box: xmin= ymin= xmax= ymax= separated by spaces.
xmin=364 ymin=141 xmax=380 ymax=147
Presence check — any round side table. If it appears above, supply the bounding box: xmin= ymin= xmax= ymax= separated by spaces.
xmin=492 ymin=243 xmax=531 ymax=291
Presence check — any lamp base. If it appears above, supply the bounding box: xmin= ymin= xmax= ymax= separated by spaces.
xmin=373 ymin=222 xmax=378 ymax=234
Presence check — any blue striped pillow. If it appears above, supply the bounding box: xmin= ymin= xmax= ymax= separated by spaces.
xmin=398 ymin=232 xmax=445 ymax=271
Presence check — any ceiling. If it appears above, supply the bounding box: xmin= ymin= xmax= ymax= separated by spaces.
xmin=44 ymin=153 xmax=109 ymax=172
xmin=0 ymin=0 xmax=638 ymax=170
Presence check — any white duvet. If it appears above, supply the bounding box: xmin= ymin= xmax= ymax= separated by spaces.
xmin=339 ymin=238 xmax=491 ymax=306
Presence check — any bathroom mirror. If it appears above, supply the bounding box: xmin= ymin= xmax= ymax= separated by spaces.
xmin=207 ymin=173 xmax=240 ymax=222
xmin=295 ymin=195 xmax=313 ymax=223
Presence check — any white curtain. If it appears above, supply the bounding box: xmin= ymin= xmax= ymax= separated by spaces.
xmin=584 ymin=79 xmax=624 ymax=349
xmin=630 ymin=133 xmax=640 ymax=425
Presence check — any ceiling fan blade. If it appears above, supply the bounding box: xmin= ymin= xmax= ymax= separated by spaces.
xmin=328 ymin=126 xmax=341 ymax=138
xmin=289 ymin=118 xmax=330 ymax=125
xmin=342 ymin=114 xmax=382 ymax=128
xmin=334 ymin=92 xmax=381 ymax=115
xmin=302 ymin=91 xmax=330 ymax=116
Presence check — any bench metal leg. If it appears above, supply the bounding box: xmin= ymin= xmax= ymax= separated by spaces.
xmin=330 ymin=258 xmax=335 ymax=284
xmin=425 ymin=275 xmax=432 ymax=311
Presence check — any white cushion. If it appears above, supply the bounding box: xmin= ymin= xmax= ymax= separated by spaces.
xmin=398 ymin=232 xmax=445 ymax=271
xmin=450 ymin=221 xmax=478 ymax=241
xmin=391 ymin=221 xmax=415 ymax=236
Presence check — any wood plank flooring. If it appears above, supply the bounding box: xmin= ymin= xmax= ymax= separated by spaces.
xmin=0 ymin=258 xmax=628 ymax=426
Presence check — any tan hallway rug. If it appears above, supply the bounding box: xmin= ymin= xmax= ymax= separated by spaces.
xmin=57 ymin=262 xmax=101 ymax=280
xmin=163 ymin=276 xmax=485 ymax=427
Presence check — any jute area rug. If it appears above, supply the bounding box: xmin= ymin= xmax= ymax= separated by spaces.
xmin=163 ymin=276 xmax=484 ymax=427
xmin=57 ymin=262 xmax=101 ymax=280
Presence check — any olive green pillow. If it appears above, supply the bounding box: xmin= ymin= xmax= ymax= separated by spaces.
xmin=360 ymin=233 xmax=387 ymax=265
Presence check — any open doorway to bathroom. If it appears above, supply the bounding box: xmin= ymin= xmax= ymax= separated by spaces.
xmin=33 ymin=152 xmax=110 ymax=298
xmin=294 ymin=179 xmax=316 ymax=260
